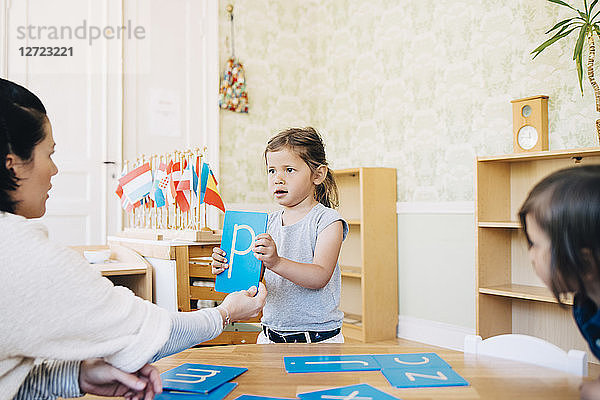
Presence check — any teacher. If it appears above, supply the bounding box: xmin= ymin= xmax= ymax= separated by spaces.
xmin=0 ymin=78 xmax=267 ymax=400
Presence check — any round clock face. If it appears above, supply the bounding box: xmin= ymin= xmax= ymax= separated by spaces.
xmin=517 ymin=125 xmax=539 ymax=150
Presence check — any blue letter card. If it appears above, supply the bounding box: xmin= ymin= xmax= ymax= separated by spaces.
xmin=373 ymin=353 xmax=451 ymax=370
xmin=298 ymin=384 xmax=400 ymax=400
xmin=161 ymin=363 xmax=247 ymax=394
xmin=381 ymin=365 xmax=469 ymax=388
xmin=155 ymin=382 xmax=237 ymax=399
xmin=215 ymin=210 xmax=268 ymax=293
xmin=235 ymin=396 xmax=297 ymax=400
xmin=284 ymin=355 xmax=380 ymax=373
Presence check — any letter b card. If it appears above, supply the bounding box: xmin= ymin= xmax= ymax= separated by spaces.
xmin=215 ymin=210 xmax=268 ymax=293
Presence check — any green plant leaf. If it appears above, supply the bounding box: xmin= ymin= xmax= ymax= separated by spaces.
xmin=547 ymin=0 xmax=577 ymax=11
xmin=545 ymin=17 xmax=579 ymax=34
xmin=573 ymin=25 xmax=587 ymax=95
xmin=585 ymin=0 xmax=589 ymax=15
xmin=591 ymin=9 xmax=600 ymax=22
xmin=576 ymin=48 xmax=584 ymax=94
xmin=531 ymin=27 xmax=579 ymax=58
xmin=573 ymin=23 xmax=588 ymax=60
xmin=591 ymin=0 xmax=599 ymax=14
xmin=556 ymin=20 xmax=585 ymax=36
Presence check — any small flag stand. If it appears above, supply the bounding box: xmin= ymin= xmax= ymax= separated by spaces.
xmin=115 ymin=147 xmax=224 ymax=242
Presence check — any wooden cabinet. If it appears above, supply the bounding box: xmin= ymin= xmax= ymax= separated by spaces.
xmin=72 ymin=244 xmax=153 ymax=302
xmin=476 ymin=148 xmax=600 ymax=360
xmin=334 ymin=167 xmax=398 ymax=342
xmin=175 ymin=244 xmax=261 ymax=345
xmin=108 ymin=236 xmax=261 ymax=345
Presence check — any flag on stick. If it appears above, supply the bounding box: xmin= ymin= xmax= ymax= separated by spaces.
xmin=118 ymin=163 xmax=153 ymax=204
xmin=151 ymin=162 xmax=168 ymax=208
xmin=176 ymin=161 xmax=192 ymax=192
xmin=200 ymin=163 xmax=225 ymax=213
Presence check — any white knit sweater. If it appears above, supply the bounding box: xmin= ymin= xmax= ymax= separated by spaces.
xmin=0 ymin=213 xmax=171 ymax=400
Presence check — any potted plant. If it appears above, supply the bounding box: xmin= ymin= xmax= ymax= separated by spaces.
xmin=532 ymin=0 xmax=600 ymax=143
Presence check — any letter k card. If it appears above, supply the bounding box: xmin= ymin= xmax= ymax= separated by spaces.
xmin=298 ymin=384 xmax=400 ymax=400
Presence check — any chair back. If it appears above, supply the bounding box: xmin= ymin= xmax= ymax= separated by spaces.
xmin=464 ymin=334 xmax=587 ymax=376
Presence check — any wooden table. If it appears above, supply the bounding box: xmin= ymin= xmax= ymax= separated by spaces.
xmin=151 ymin=342 xmax=596 ymax=399
xmin=76 ymin=339 xmax=600 ymax=400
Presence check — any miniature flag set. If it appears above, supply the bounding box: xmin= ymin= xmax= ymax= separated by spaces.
xmin=115 ymin=148 xmax=225 ymax=240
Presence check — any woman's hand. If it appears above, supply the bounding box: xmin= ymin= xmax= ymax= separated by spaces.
xmin=79 ymin=359 xmax=161 ymax=400
xmin=253 ymin=233 xmax=280 ymax=270
xmin=211 ymin=247 xmax=228 ymax=275
xmin=218 ymin=282 xmax=267 ymax=323
xmin=581 ymin=379 xmax=600 ymax=400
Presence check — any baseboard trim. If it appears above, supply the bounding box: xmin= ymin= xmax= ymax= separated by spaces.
xmin=397 ymin=315 xmax=475 ymax=351
xmin=396 ymin=201 xmax=475 ymax=215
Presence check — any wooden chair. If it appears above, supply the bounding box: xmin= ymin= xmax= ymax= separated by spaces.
xmin=464 ymin=334 xmax=587 ymax=376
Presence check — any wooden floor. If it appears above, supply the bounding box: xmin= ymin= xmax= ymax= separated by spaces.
xmin=71 ymin=337 xmax=600 ymax=400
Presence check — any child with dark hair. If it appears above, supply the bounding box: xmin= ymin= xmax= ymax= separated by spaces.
xmin=212 ymin=127 xmax=348 ymax=343
xmin=519 ymin=164 xmax=600 ymax=399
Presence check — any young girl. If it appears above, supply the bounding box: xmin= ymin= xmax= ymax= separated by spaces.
xmin=212 ymin=127 xmax=348 ymax=343
xmin=519 ymin=165 xmax=600 ymax=399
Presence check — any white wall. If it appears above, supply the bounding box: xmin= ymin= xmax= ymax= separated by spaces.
xmin=397 ymin=210 xmax=476 ymax=330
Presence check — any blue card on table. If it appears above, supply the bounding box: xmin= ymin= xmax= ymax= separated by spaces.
xmin=373 ymin=353 xmax=451 ymax=370
xmin=284 ymin=355 xmax=380 ymax=373
xmin=235 ymin=396 xmax=297 ymax=400
xmin=298 ymin=384 xmax=400 ymax=400
xmin=215 ymin=210 xmax=268 ymax=293
xmin=161 ymin=363 xmax=247 ymax=394
xmin=380 ymin=364 xmax=469 ymax=388
xmin=155 ymin=382 xmax=237 ymax=399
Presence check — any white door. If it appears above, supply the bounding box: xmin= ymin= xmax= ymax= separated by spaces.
xmin=122 ymin=0 xmax=220 ymax=227
xmin=3 ymin=0 xmax=123 ymax=245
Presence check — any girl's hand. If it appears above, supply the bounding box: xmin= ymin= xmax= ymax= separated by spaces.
xmin=79 ymin=359 xmax=161 ymax=400
xmin=253 ymin=233 xmax=280 ymax=270
xmin=218 ymin=282 xmax=267 ymax=322
xmin=211 ymin=247 xmax=228 ymax=275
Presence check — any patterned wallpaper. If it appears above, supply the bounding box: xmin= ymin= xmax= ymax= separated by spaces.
xmin=218 ymin=0 xmax=599 ymax=204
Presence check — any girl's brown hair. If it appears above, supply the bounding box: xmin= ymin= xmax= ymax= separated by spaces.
xmin=265 ymin=127 xmax=339 ymax=209
xmin=518 ymin=165 xmax=600 ymax=304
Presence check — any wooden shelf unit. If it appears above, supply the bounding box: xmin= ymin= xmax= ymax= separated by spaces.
xmin=108 ymin=237 xmax=261 ymax=345
xmin=476 ymin=147 xmax=600 ymax=360
xmin=334 ymin=167 xmax=398 ymax=342
xmin=71 ymin=244 xmax=153 ymax=302
xmin=175 ymin=244 xmax=262 ymax=345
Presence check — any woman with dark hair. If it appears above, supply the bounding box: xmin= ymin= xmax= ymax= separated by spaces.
xmin=0 ymin=78 xmax=267 ymax=400
xmin=519 ymin=165 xmax=600 ymax=400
